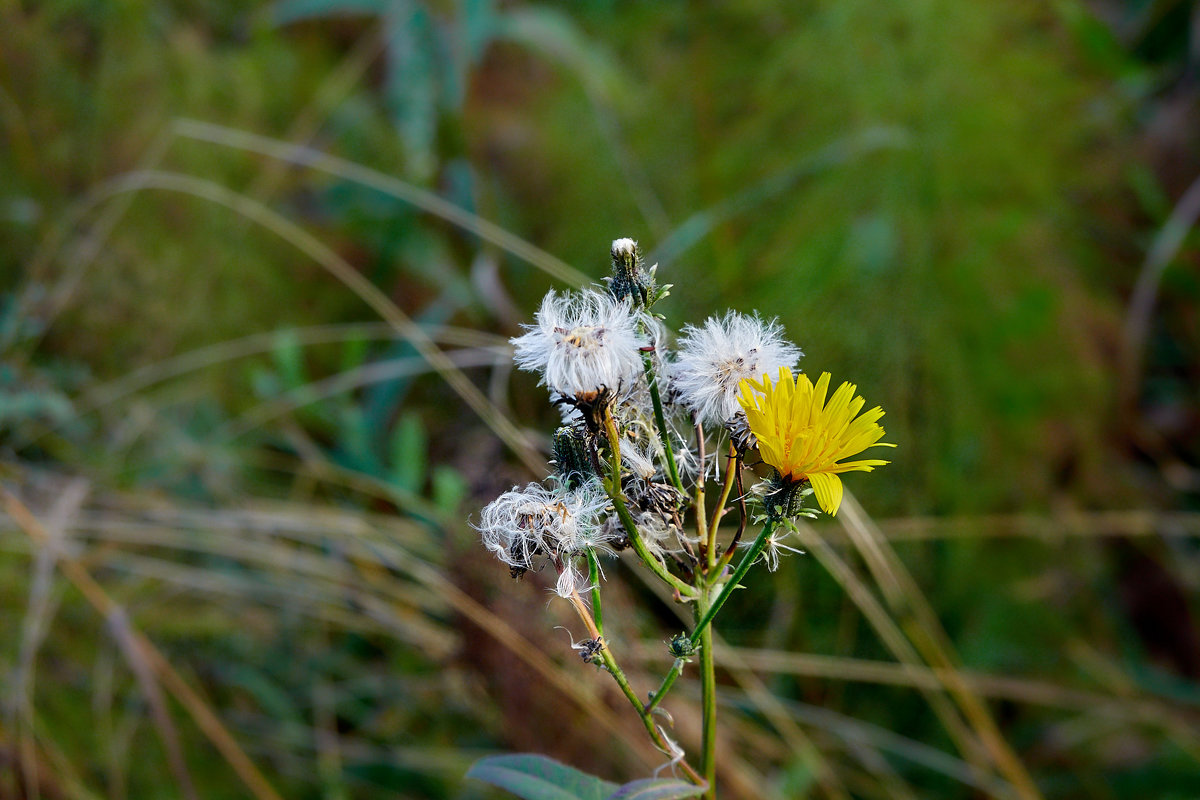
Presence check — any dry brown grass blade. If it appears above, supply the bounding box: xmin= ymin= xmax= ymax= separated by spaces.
xmin=63 ymin=169 xmax=545 ymax=477
xmin=168 ymin=118 xmax=591 ymax=289
xmin=0 ymin=488 xmax=286 ymax=800
xmin=14 ymin=322 xmax=509 ymax=453
xmin=858 ymin=510 xmax=1200 ymax=542
xmin=836 ymin=492 xmax=1043 ymax=800
xmin=786 ymin=521 xmax=998 ymax=788
xmin=219 ymin=347 xmax=510 ymax=441
xmin=704 ymin=646 xmax=1200 ymax=743
xmin=3 ymin=477 xmax=662 ymax=776
xmin=625 ymin=558 xmax=851 ymax=800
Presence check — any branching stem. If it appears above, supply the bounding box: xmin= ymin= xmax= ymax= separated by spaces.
xmin=641 ymin=350 xmax=684 ymax=493
xmin=705 ymin=443 xmax=739 ymax=580
xmin=690 ymin=520 xmax=776 ymax=648
xmin=603 ymin=409 xmax=697 ymax=598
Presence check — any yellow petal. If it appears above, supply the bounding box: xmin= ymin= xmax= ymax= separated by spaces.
xmin=807 ymin=471 xmax=844 ymax=516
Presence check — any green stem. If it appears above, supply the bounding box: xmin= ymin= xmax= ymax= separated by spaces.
xmin=689 ymin=520 xmax=776 ymax=647
xmin=695 ymin=423 xmax=710 ymax=570
xmin=586 ymin=549 xmax=604 ymax=638
xmin=641 ymin=350 xmax=684 ymax=493
xmin=705 ymin=444 xmax=739 ymax=582
xmin=594 ymin=644 xmax=705 ymax=785
xmin=603 ymin=410 xmax=697 ymax=598
xmin=644 ymin=658 xmax=685 ymax=715
xmin=697 ymin=592 xmax=717 ymax=798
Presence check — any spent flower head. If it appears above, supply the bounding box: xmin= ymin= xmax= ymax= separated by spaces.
xmin=671 ymin=311 xmax=801 ymax=429
xmin=511 ymin=289 xmax=648 ymax=407
xmin=475 ymin=479 xmax=610 ymax=575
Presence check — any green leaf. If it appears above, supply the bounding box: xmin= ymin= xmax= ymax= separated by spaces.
xmin=431 ymin=465 xmax=467 ymax=512
xmin=272 ymin=0 xmax=387 ymax=25
xmin=606 ymin=779 xmax=706 ymax=800
xmin=466 ymin=754 xmax=618 ymax=800
xmin=271 ymin=329 xmax=307 ymax=391
xmin=493 ymin=7 xmax=622 ymax=101
xmin=389 ymin=412 xmax=427 ymax=493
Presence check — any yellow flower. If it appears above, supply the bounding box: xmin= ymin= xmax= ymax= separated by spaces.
xmin=737 ymin=367 xmax=895 ymax=516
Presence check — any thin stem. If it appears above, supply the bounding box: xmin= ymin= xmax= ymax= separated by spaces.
xmin=644 ymin=658 xmax=686 ymax=715
xmin=586 ymin=549 xmax=604 ymax=638
xmin=592 ymin=646 xmax=705 ymax=786
xmin=642 ymin=350 xmax=684 ymax=493
xmin=714 ymin=457 xmax=748 ymax=577
xmin=690 ymin=520 xmax=777 ymax=647
xmin=697 ymin=594 xmax=718 ymax=798
xmin=603 ymin=409 xmax=697 ymax=598
xmin=705 ymin=443 xmax=739 ymax=575
xmin=695 ymin=421 xmax=710 ymax=568
xmin=568 ymin=587 xmax=603 ymax=642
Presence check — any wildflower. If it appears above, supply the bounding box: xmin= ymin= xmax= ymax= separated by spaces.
xmin=671 ymin=312 xmax=801 ymax=429
xmin=738 ymin=368 xmax=894 ymax=516
xmin=511 ymin=289 xmax=647 ymax=407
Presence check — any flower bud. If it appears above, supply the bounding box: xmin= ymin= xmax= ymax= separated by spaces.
xmin=552 ymin=425 xmax=594 ymax=489
xmin=608 ymin=237 xmax=662 ymax=309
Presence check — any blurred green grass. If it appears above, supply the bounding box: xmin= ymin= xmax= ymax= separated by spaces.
xmin=3 ymin=1 xmax=1200 ymax=798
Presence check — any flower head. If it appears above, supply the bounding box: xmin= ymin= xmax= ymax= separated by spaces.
xmin=476 ymin=480 xmax=611 ymax=575
xmin=738 ymin=368 xmax=894 ymax=516
xmin=511 ymin=289 xmax=647 ymax=404
xmin=671 ymin=312 xmax=801 ymax=428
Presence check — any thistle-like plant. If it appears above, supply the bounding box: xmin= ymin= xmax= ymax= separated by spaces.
xmin=468 ymin=238 xmax=893 ymax=800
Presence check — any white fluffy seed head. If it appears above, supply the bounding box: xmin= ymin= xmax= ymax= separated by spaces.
xmin=670 ymin=311 xmax=801 ymax=428
xmin=511 ymin=289 xmax=647 ymax=402
xmin=547 ymin=479 xmax=613 ymax=555
xmin=475 ymin=480 xmax=610 ymax=569
xmin=611 ymin=237 xmax=638 ymax=258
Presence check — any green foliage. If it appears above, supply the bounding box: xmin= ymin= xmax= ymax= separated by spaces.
xmin=468 ymin=754 xmax=619 ymax=800
xmin=467 ymin=754 xmax=704 ymax=800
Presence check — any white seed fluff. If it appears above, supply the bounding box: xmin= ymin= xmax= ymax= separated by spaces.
xmin=475 ymin=480 xmax=610 ymax=571
xmin=511 ymin=289 xmax=647 ymax=402
xmin=612 ymin=237 xmax=638 ymax=257
xmin=670 ymin=311 xmax=801 ymax=428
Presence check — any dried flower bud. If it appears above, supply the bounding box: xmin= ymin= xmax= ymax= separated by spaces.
xmin=608 ymin=237 xmax=670 ymax=311
xmin=552 ymin=425 xmax=594 ymax=489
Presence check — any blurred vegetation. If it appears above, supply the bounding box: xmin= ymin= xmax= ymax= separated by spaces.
xmin=3 ymin=1 xmax=1200 ymax=798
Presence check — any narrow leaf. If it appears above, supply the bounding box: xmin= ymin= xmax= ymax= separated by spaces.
xmin=606 ymin=778 xmax=706 ymax=800
xmin=466 ymin=754 xmax=618 ymax=800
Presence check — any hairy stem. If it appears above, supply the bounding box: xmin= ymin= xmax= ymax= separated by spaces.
xmin=568 ymin=587 xmax=602 ymax=642
xmin=714 ymin=458 xmax=748 ymax=577
xmin=591 ymin=644 xmax=705 ymax=785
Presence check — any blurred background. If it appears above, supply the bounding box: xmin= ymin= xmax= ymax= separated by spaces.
xmin=3 ymin=1 xmax=1200 ymax=797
